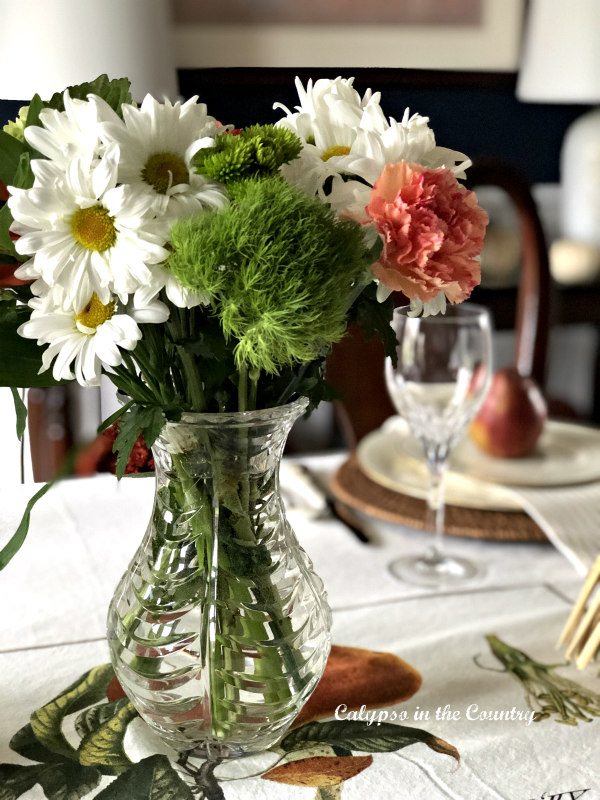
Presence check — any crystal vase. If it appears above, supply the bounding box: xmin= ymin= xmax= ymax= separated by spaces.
xmin=106 ymin=397 xmax=332 ymax=762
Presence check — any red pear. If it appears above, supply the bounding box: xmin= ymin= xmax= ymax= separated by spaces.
xmin=469 ymin=367 xmax=547 ymax=458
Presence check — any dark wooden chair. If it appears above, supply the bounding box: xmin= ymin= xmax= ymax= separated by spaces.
xmin=326 ymin=157 xmax=555 ymax=449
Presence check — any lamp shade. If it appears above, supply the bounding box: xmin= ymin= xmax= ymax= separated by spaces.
xmin=516 ymin=0 xmax=600 ymax=103
xmin=0 ymin=0 xmax=177 ymax=102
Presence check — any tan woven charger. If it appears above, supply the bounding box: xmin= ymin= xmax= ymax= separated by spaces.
xmin=331 ymin=454 xmax=547 ymax=543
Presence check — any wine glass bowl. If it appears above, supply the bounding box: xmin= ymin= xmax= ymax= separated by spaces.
xmin=385 ymin=303 xmax=493 ymax=586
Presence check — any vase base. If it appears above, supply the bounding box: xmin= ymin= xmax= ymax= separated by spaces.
xmin=174 ymin=744 xmax=274 ymax=789
xmin=180 ymin=741 xmax=245 ymax=762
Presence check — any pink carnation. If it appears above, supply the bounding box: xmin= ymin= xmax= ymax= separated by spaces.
xmin=365 ymin=162 xmax=488 ymax=305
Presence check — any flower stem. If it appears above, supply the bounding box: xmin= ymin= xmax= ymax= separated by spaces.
xmin=177 ymin=346 xmax=205 ymax=411
xmin=248 ymin=368 xmax=259 ymax=411
xmin=237 ymin=365 xmax=248 ymax=412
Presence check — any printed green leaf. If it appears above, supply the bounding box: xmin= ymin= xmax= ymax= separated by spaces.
xmin=36 ymin=762 xmax=102 ymax=800
xmin=94 ymin=754 xmax=194 ymax=800
xmin=317 ymin=788 xmax=343 ymax=800
xmin=77 ymin=700 xmax=138 ymax=774
xmin=10 ymin=386 xmax=26 ymax=440
xmin=74 ymin=698 xmax=132 ymax=740
xmin=0 ymin=762 xmax=101 ymax=800
xmin=9 ymin=723 xmax=67 ymax=765
xmin=281 ymin=720 xmax=460 ymax=765
xmin=0 ymin=763 xmax=46 ymax=799
xmin=30 ymin=664 xmax=116 ymax=761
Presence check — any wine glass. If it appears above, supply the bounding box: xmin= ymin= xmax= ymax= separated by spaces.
xmin=384 ymin=303 xmax=493 ymax=586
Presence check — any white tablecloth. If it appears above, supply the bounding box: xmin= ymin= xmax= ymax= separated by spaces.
xmin=1 ymin=456 xmax=597 ymax=799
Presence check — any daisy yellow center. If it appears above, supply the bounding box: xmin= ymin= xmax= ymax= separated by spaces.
xmin=75 ymin=294 xmax=115 ymax=331
xmin=321 ymin=145 xmax=351 ymax=162
xmin=70 ymin=205 xmax=117 ymax=252
xmin=142 ymin=152 xmax=189 ymax=194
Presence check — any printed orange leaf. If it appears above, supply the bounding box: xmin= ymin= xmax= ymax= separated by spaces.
xmin=294 ymin=644 xmax=422 ymax=727
xmin=262 ymin=755 xmax=373 ymax=787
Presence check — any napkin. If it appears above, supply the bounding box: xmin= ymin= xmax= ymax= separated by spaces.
xmin=508 ymin=483 xmax=600 ymax=575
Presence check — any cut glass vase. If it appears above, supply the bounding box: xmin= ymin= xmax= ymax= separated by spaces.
xmin=106 ymin=397 xmax=332 ymax=761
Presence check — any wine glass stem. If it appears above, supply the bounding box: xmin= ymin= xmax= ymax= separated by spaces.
xmin=425 ymin=452 xmax=447 ymax=560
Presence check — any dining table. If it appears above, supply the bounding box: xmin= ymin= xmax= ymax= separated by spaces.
xmin=1 ymin=438 xmax=599 ymax=800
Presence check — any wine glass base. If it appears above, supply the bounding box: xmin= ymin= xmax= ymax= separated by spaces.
xmin=389 ymin=551 xmax=485 ymax=587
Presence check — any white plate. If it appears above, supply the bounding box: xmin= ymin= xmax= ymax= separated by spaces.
xmin=452 ymin=419 xmax=600 ymax=487
xmin=356 ymin=417 xmax=600 ymax=512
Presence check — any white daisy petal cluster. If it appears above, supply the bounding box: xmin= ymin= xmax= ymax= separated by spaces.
xmin=7 ymin=90 xmax=230 ymax=386
xmin=17 ymin=283 xmax=166 ymax=386
xmin=274 ymin=77 xmax=471 ymax=220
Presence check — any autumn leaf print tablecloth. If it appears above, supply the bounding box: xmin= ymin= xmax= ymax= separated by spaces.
xmin=0 ymin=466 xmax=596 ymax=799
xmin=1 ymin=583 xmax=598 ymax=800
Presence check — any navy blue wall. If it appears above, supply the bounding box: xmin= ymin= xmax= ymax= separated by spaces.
xmin=177 ymin=69 xmax=590 ymax=185
xmin=1 ymin=68 xmax=590 ymax=185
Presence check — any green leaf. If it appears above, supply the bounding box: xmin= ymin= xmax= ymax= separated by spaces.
xmin=0 ymin=304 xmax=66 ymax=388
xmin=9 ymin=386 xmax=27 ymax=439
xmin=351 ymin=282 xmax=398 ymax=365
xmin=0 ymin=439 xmax=82 ymax=571
xmin=24 ymin=94 xmax=44 ymax=131
xmin=0 ymin=203 xmax=18 ymax=258
xmin=280 ymin=720 xmax=460 ymax=764
xmin=113 ymin=405 xmax=164 ymax=480
xmin=45 ymin=75 xmax=132 ymax=117
xmin=30 ymin=664 xmax=116 ymax=761
xmin=74 ymin=698 xmax=132 ymax=740
xmin=0 ymin=480 xmax=53 ymax=570
xmin=94 ymin=755 xmax=194 ymax=800
xmin=9 ymin=723 xmax=67 ymax=765
xmin=11 ymin=152 xmax=34 ymax=190
xmin=77 ymin=701 xmax=138 ymax=774
xmin=97 ymin=400 xmax=133 ymax=434
xmin=0 ymin=130 xmax=27 ymax=185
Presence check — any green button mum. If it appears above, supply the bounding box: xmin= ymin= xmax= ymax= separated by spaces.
xmin=166 ymin=176 xmax=373 ymax=375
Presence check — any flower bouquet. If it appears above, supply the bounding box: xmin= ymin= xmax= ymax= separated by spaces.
xmin=0 ymin=74 xmax=487 ymax=763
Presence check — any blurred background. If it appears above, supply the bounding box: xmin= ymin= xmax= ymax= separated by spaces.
xmin=1 ymin=0 xmax=599 ymax=479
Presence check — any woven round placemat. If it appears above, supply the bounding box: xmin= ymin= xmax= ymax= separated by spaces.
xmin=330 ymin=454 xmax=547 ymax=542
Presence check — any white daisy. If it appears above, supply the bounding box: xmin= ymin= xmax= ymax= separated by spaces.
xmin=8 ymin=148 xmax=168 ymax=312
xmin=18 ymin=287 xmax=144 ymax=387
xmin=24 ymin=91 xmax=110 ymax=168
xmin=275 ymin=76 xmax=387 ymax=197
xmin=275 ymin=78 xmax=470 ymax=218
xmin=98 ymin=94 xmax=228 ymax=230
